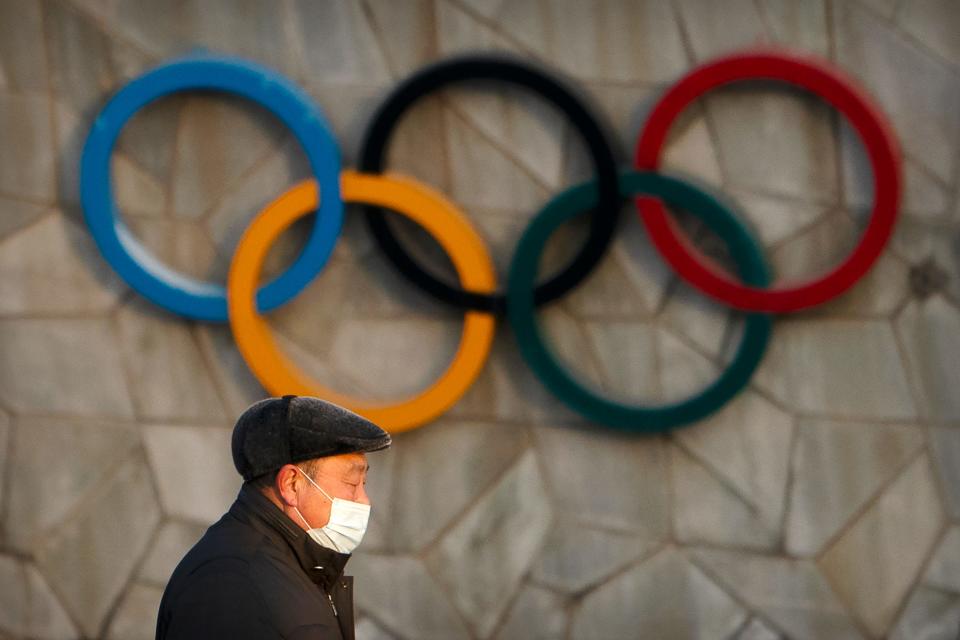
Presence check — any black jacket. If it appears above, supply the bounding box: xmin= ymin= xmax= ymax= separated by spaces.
xmin=156 ymin=484 xmax=355 ymax=640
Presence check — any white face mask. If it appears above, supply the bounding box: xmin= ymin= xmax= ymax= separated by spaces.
xmin=292 ymin=466 xmax=370 ymax=555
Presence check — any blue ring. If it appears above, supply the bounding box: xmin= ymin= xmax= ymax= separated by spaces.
xmin=80 ymin=54 xmax=342 ymax=322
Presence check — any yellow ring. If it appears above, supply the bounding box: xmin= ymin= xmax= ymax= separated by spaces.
xmin=227 ymin=170 xmax=497 ymax=433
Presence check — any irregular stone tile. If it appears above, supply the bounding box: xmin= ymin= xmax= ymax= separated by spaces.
xmin=533 ymin=520 xmax=659 ymax=593
xmin=900 ymin=0 xmax=960 ymax=68
xmin=494 ymin=1 xmax=688 ymax=83
xmin=138 ymin=521 xmax=206 ymax=587
xmin=355 ymin=617 xmax=398 ymax=640
xmin=293 ymin=0 xmax=391 ymax=84
xmin=924 ymin=527 xmax=960 ymax=594
xmin=114 ymin=95 xmax=184 ymax=184
xmin=36 ymin=454 xmax=160 ymax=638
xmin=426 ymin=452 xmax=551 ymax=638
xmin=125 ymin=215 xmax=222 ymax=282
xmin=44 ymin=0 xmax=152 ymax=116
xmin=0 ymin=197 xmax=49 ymax=240
xmin=897 ymin=297 xmax=960 ymax=422
xmin=659 ymin=286 xmax=732 ymax=360
xmin=0 ymin=317 xmax=135 ymax=417
xmin=494 ymin=585 xmax=567 ymax=640
xmin=672 ymin=445 xmax=781 ymax=550
xmin=761 ymin=0 xmax=829 ymax=56
xmin=564 ymin=216 xmax=675 ymax=319
xmin=842 ymin=127 xmax=953 ymax=220
xmin=0 ymin=93 xmax=55 ymax=202
xmin=445 ymin=85 xmax=566 ymax=189
xmin=571 ymin=549 xmax=747 ymax=640
xmin=105 ymin=583 xmax=163 ymax=640
xmin=328 ymin=316 xmax=463 ymax=401
xmin=0 ymin=555 xmax=78 ymax=640
xmin=692 ymin=549 xmax=864 ymax=639
xmin=708 ymin=87 xmax=839 ymax=205
xmin=445 ymin=107 xmax=552 ymax=214
xmin=52 ymin=100 xmax=85 ymax=209
xmin=581 ymin=321 xmax=659 ymax=401
xmin=112 ymin=0 xmax=298 ymax=80
xmin=890 ymin=587 xmax=960 ymax=640
xmin=579 ymin=82 xmax=657 ymax=159
xmin=726 ymin=194 xmax=828 ymax=260
xmin=193 ymin=324 xmax=270 ymax=420
xmin=676 ymin=390 xmax=793 ymax=525
xmin=377 ymin=419 xmax=528 ymax=552
xmin=0 ymin=410 xmax=7 ymax=528
xmin=735 ymin=618 xmax=783 ymax=640
xmin=661 ymin=114 xmax=724 ymax=188
xmin=170 ymin=95 xmax=286 ymax=219
xmin=113 ymin=153 xmax=166 ymax=217
xmin=807 ymin=250 xmax=910 ymax=318
xmin=4 ymin=416 xmax=139 ymax=554
xmin=930 ymin=428 xmax=960 ymax=519
xmin=0 ymin=0 xmax=46 ymax=92
xmin=890 ymin=219 xmax=960 ymax=304
xmin=117 ymin=301 xmax=226 ymax=422
xmin=834 ymin=1 xmax=960 ymax=184
xmin=657 ymin=327 xmax=723 ymax=404
xmin=675 ymin=0 xmax=764 ymax=62
xmin=752 ymin=318 xmax=915 ymax=418
xmin=787 ymin=419 xmax=923 ymax=557
xmin=819 ymin=455 xmax=945 ymax=637
xmin=448 ymin=329 xmax=588 ymax=425
xmin=349 ymin=553 xmax=470 ymax=640
xmin=363 ymin=0 xmax=435 ymax=77
xmin=436 ymin=0 xmax=521 ymax=58
xmin=533 ymin=424 xmax=669 ymax=535
xmin=143 ymin=424 xmax=237 ymax=524
xmin=0 ymin=213 xmax=126 ymax=315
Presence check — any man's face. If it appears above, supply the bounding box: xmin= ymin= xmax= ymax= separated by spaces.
xmin=295 ymin=452 xmax=369 ymax=529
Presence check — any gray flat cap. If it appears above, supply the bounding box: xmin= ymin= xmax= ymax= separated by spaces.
xmin=231 ymin=395 xmax=391 ymax=481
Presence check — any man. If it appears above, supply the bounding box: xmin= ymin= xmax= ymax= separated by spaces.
xmin=156 ymin=395 xmax=391 ymax=640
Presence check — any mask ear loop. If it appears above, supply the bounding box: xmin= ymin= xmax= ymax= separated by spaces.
xmin=294 ymin=465 xmax=335 ymax=501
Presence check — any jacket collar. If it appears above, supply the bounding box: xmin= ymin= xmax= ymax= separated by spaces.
xmin=232 ymin=484 xmax=350 ymax=593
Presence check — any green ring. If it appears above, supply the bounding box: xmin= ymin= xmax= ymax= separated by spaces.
xmin=506 ymin=171 xmax=773 ymax=432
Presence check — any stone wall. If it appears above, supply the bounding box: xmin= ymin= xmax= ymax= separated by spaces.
xmin=0 ymin=0 xmax=959 ymax=638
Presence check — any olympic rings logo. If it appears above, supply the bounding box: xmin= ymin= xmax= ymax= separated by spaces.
xmin=79 ymin=50 xmax=901 ymax=434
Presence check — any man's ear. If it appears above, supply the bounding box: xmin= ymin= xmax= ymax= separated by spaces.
xmin=274 ymin=464 xmax=301 ymax=507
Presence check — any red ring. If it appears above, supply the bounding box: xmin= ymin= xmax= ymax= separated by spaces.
xmin=634 ymin=50 xmax=902 ymax=313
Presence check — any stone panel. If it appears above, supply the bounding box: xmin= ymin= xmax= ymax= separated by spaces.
xmin=571 ymin=549 xmax=746 ymax=640
xmin=124 ymin=215 xmax=222 ymax=282
xmin=890 ymin=587 xmax=960 ymax=640
xmin=693 ymin=549 xmax=864 ymax=640
xmin=0 ymin=317 xmax=135 ymax=417
xmin=143 ymin=424 xmax=237 ymax=524
xmin=355 ymin=617 xmax=398 ymax=640
xmin=924 ymin=527 xmax=960 ymax=594
xmin=735 ymin=618 xmax=783 ymax=640
xmin=495 ymin=1 xmax=689 ymax=83
xmin=900 ymin=0 xmax=960 ymax=68
xmin=819 ymin=455 xmax=945 ymax=637
xmin=0 ymin=0 xmax=47 ymax=93
xmin=105 ymin=583 xmax=163 ymax=640
xmin=533 ymin=424 xmax=670 ymax=535
xmin=350 ymin=553 xmax=470 ymax=640
xmin=896 ymin=297 xmax=960 ymax=422
xmin=117 ymin=301 xmax=226 ymax=422
xmin=138 ymin=520 xmax=206 ymax=587
xmin=494 ymin=586 xmax=567 ymax=640
xmin=293 ymin=0 xmax=391 ymax=84
xmin=752 ymin=318 xmax=915 ymax=418
xmin=375 ymin=419 xmax=527 ymax=552
xmin=4 ymin=416 xmax=138 ymax=554
xmin=532 ymin=521 xmax=659 ymax=593
xmin=786 ymin=419 xmax=924 ymax=557
xmin=834 ymin=1 xmax=960 ymax=184
xmin=0 ymin=411 xmax=7 ymax=530
xmin=930 ymin=427 xmax=960 ymax=519
xmin=0 ymin=93 xmax=55 ymax=202
xmin=0 ymin=197 xmax=49 ymax=241
xmin=0 ymin=213 xmax=126 ymax=315
xmin=0 ymin=555 xmax=78 ymax=640
xmin=36 ymin=454 xmax=160 ymax=638
xmin=363 ymin=0 xmax=435 ymax=77
xmin=426 ymin=452 xmax=551 ymax=638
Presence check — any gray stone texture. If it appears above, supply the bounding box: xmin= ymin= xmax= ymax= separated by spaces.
xmin=143 ymin=424 xmax=238 ymax=524
xmin=105 ymin=583 xmax=163 ymax=640
xmin=35 ymin=454 xmax=160 ymax=638
xmin=0 ymin=93 xmax=55 ymax=202
xmin=931 ymin=427 xmax=960 ymax=519
xmin=0 ymin=555 xmax=77 ymax=640
xmin=493 ymin=586 xmax=567 ymax=640
xmin=138 ymin=520 xmax=206 ymax=587
xmin=426 ymin=451 xmax=552 ymax=638
xmin=571 ymin=549 xmax=747 ymax=640
xmin=896 ymin=297 xmax=960 ymax=422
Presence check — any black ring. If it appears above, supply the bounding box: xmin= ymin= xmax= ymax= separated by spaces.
xmin=358 ymin=54 xmax=621 ymax=314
